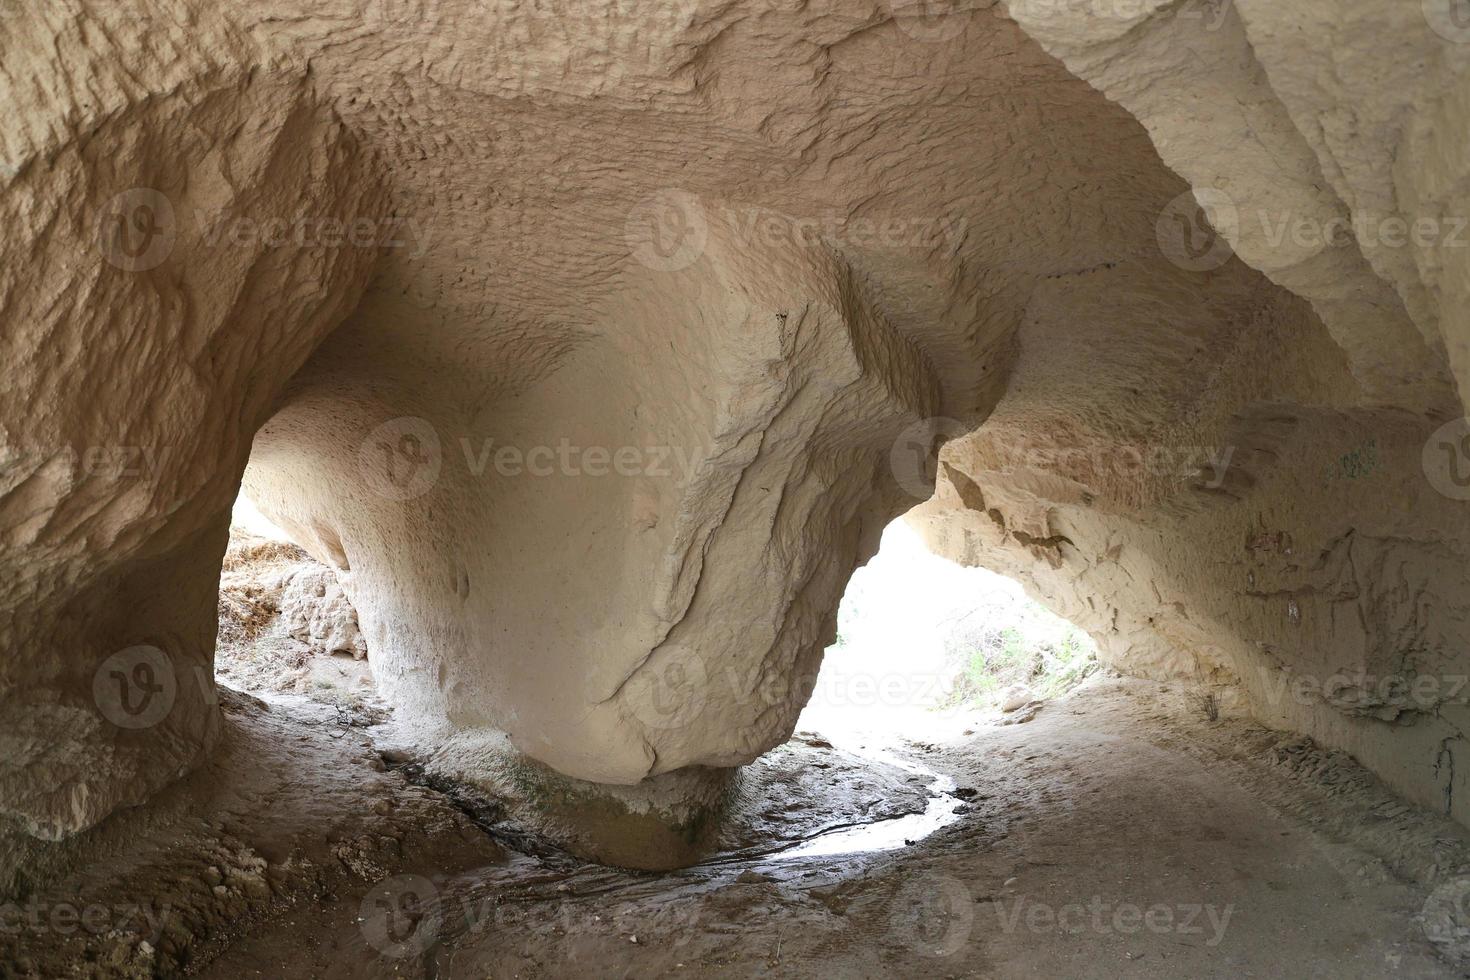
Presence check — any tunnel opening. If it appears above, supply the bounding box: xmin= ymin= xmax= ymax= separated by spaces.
xmin=8 ymin=0 xmax=1470 ymax=974
xmin=214 ymin=493 xmax=377 ymax=708
xmin=205 ymin=483 xmax=1107 ymax=877
xmin=798 ymin=516 xmax=1099 ymax=743
xmin=759 ymin=515 xmax=1101 ymax=861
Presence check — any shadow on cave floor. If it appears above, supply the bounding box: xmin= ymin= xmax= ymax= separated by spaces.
xmin=7 ymin=665 xmax=1470 ymax=977
xmin=208 ymin=513 xmax=1101 ymax=875
xmin=177 ymin=676 xmax=1469 ymax=979
xmin=151 ymin=516 xmax=1466 ymax=978
xmin=9 ymin=517 xmax=1461 ymax=977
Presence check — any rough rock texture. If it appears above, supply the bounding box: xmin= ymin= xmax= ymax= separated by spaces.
xmin=278 ymin=566 xmax=368 ymax=661
xmin=2 ymin=0 xmax=1469 ymax=860
xmin=1008 ymin=0 xmax=1470 ymax=412
xmin=0 ymin=15 xmax=387 ymax=840
xmin=217 ymin=533 xmax=367 ymax=661
xmin=911 ymin=0 xmax=1470 ymax=824
xmin=0 ymin=688 xmax=505 ymax=977
xmin=214 ymin=530 xmax=374 ymax=703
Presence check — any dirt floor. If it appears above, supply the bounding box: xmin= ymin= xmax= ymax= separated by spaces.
xmin=6 ymin=670 xmax=1470 ymax=978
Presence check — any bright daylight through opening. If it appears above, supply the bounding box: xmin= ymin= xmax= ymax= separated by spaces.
xmin=8 ymin=2 xmax=1470 ymax=976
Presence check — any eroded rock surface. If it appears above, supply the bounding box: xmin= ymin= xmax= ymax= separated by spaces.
xmin=215 ymin=531 xmax=373 ymax=700
xmin=1 ymin=0 xmax=1468 ymax=865
xmin=910 ymin=0 xmax=1470 ymax=825
xmin=278 ymin=566 xmax=368 ymax=662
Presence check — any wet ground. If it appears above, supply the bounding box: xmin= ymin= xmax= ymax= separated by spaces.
xmin=210 ymin=679 xmax=1470 ymax=978
xmin=7 ymin=676 xmax=1470 ymax=978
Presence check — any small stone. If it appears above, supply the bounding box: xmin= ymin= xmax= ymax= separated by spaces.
xmin=1000 ymin=685 xmax=1034 ymax=713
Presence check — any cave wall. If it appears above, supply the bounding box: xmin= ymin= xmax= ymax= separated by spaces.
xmin=912 ymin=0 xmax=1470 ymax=822
xmin=1 ymin=0 xmax=1468 ymax=844
xmin=230 ymin=0 xmax=1237 ymax=800
xmin=0 ymin=5 xmax=387 ymax=838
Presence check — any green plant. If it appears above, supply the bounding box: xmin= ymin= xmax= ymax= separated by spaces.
xmin=949 ymin=619 xmax=1097 ymax=709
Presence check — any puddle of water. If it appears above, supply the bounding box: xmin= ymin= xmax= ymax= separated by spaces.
xmin=385 ymin=710 xmax=967 ymax=875
xmin=767 ymin=745 xmax=963 ymax=861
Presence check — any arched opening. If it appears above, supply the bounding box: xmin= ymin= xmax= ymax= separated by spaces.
xmin=6 ymin=1 xmax=1470 ymax=976
xmin=802 ymin=517 xmax=1098 ymax=741
xmin=215 ymin=493 xmax=375 ymax=705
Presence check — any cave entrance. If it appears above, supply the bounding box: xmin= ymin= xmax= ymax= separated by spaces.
xmin=796 ymin=517 xmax=1100 ymax=745
xmin=214 ymin=493 xmax=376 ymax=704
xmin=763 ymin=516 xmax=1101 ymax=860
